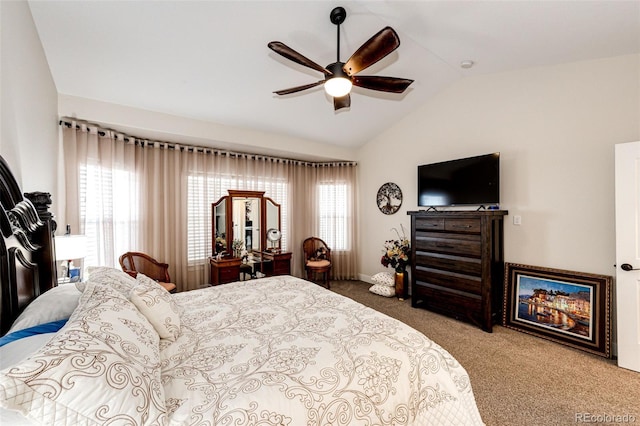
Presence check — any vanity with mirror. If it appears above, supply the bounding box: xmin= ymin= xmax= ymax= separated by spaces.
xmin=209 ymin=190 xmax=291 ymax=285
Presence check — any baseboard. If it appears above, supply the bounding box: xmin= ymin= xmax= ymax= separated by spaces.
xmin=358 ymin=273 xmax=375 ymax=284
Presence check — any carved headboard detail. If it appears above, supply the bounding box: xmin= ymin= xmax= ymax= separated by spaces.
xmin=0 ymin=155 xmax=57 ymax=334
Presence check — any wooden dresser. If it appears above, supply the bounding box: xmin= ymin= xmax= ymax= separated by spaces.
xmin=261 ymin=251 xmax=292 ymax=276
xmin=209 ymin=252 xmax=292 ymax=285
xmin=209 ymin=257 xmax=241 ymax=285
xmin=408 ymin=210 xmax=507 ymax=332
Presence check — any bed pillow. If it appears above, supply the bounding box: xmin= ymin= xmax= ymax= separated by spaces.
xmin=369 ymin=283 xmax=396 ymax=297
xmin=371 ymin=271 xmax=395 ymax=287
xmin=0 ymin=333 xmax=57 ymax=371
xmin=130 ymin=273 xmax=181 ymax=341
xmin=0 ymin=281 xmax=167 ymax=425
xmin=85 ymin=265 xmax=138 ymax=295
xmin=8 ymin=284 xmax=81 ymax=333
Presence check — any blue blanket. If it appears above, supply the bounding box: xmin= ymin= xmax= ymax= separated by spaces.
xmin=0 ymin=319 xmax=68 ymax=347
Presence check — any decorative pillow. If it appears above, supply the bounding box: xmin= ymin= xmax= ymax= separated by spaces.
xmin=86 ymin=266 xmax=138 ymax=295
xmin=0 ymin=281 xmax=167 ymax=425
xmin=371 ymin=271 xmax=395 ymax=287
xmin=8 ymin=284 xmax=81 ymax=333
xmin=312 ymin=247 xmax=328 ymax=260
xmin=130 ymin=273 xmax=181 ymax=341
xmin=369 ymin=284 xmax=396 ymax=297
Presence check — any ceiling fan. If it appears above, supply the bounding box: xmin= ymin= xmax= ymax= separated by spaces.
xmin=268 ymin=6 xmax=414 ymax=111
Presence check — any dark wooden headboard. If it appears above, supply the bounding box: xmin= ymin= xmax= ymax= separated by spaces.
xmin=0 ymin=155 xmax=57 ymax=334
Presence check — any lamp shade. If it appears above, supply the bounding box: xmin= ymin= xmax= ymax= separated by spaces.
xmin=55 ymin=235 xmax=87 ymax=260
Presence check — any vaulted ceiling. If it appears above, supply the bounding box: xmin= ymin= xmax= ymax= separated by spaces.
xmin=29 ymin=1 xmax=640 ymax=149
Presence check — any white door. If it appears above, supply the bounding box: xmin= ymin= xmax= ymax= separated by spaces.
xmin=615 ymin=141 xmax=640 ymax=372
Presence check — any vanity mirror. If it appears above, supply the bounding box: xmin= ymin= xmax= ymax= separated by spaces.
xmin=210 ymin=190 xmax=289 ymax=285
xmin=211 ymin=190 xmax=283 ymax=256
xmin=212 ymin=197 xmax=227 ymax=254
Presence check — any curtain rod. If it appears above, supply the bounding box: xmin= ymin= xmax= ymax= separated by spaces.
xmin=58 ymin=119 xmax=357 ymax=168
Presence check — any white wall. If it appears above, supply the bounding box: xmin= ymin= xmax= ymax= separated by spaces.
xmin=0 ymin=0 xmax=58 ymax=197
xmin=58 ymin=95 xmax=357 ymax=163
xmin=357 ymin=54 xmax=640 ymax=280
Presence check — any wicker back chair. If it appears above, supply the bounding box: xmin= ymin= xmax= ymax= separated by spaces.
xmin=302 ymin=237 xmax=332 ymax=289
xmin=119 ymin=251 xmax=176 ymax=293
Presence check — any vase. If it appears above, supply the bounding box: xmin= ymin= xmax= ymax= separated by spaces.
xmin=395 ymin=271 xmax=407 ymax=300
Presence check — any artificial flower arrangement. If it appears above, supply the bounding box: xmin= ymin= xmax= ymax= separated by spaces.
xmin=381 ymin=224 xmax=411 ymax=273
xmin=232 ymin=239 xmax=244 ymax=257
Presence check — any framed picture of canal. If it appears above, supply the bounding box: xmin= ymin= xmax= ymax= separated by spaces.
xmin=503 ymin=263 xmax=612 ymax=358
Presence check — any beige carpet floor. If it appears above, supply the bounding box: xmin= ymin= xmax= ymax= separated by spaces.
xmin=329 ymin=280 xmax=640 ymax=426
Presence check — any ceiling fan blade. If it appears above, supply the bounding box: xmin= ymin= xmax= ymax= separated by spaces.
xmin=352 ymin=75 xmax=414 ymax=93
xmin=268 ymin=41 xmax=332 ymax=75
xmin=333 ymin=94 xmax=351 ymax=111
xmin=273 ymin=80 xmax=324 ymax=96
xmin=343 ymin=27 xmax=401 ymax=76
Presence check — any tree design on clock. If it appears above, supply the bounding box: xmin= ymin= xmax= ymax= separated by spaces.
xmin=377 ymin=182 xmax=403 ymax=215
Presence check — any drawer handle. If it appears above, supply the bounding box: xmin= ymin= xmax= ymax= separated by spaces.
xmin=437 ymin=244 xmax=454 ymax=249
xmin=451 ymin=224 xmax=472 ymax=229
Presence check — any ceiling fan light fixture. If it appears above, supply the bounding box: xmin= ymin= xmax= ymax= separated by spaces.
xmin=324 ymin=76 xmax=352 ymax=97
xmin=268 ymin=6 xmax=412 ymax=110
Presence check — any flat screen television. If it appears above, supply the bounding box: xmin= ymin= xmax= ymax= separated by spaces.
xmin=418 ymin=152 xmax=500 ymax=207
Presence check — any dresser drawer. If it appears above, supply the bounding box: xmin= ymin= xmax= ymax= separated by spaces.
xmin=416 ymin=234 xmax=481 ymax=257
xmin=412 ymin=283 xmax=482 ymax=319
xmin=415 ymin=217 xmax=481 ymax=233
xmin=415 ymin=266 xmax=481 ymax=295
xmin=415 ymin=217 xmax=444 ymax=231
xmin=415 ymin=252 xmax=481 ymax=276
xmin=444 ymin=218 xmax=481 ymax=233
xmin=219 ymin=267 xmax=240 ymax=283
xmin=272 ymin=262 xmax=290 ymax=275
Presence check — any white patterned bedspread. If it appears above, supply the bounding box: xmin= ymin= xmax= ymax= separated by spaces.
xmin=163 ymin=275 xmax=484 ymax=426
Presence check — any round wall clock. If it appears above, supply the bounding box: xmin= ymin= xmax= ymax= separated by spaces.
xmin=376 ymin=182 xmax=403 ymax=215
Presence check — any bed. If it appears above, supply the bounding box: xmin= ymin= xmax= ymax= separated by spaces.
xmin=0 ymin=155 xmax=484 ymax=425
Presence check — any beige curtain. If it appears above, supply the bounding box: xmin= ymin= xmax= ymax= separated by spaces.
xmin=287 ymin=163 xmax=358 ymax=279
xmin=61 ymin=119 xmax=359 ymax=291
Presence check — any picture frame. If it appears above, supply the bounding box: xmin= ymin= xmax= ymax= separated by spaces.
xmin=503 ymin=263 xmax=612 ymax=358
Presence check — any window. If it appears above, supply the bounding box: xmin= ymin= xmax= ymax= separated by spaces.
xmin=317 ymin=182 xmax=350 ymax=251
xmin=63 ymin=123 xmax=357 ymax=286
xmin=79 ymin=163 xmax=138 ymax=268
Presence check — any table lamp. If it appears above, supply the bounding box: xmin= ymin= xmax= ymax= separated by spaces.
xmin=55 ymin=232 xmax=87 ymax=282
